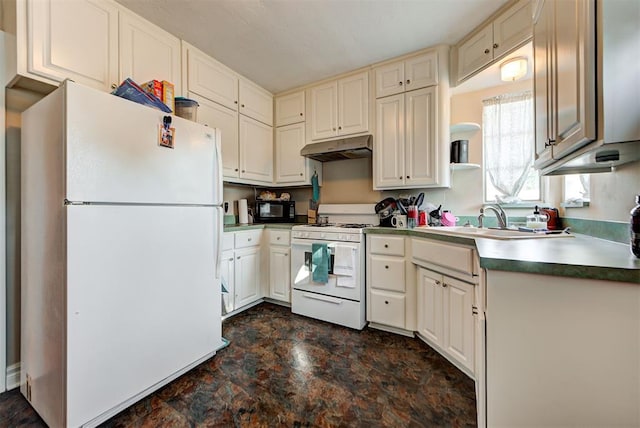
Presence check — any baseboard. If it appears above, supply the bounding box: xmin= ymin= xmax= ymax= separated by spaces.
xmin=367 ymin=322 xmax=415 ymax=338
xmin=6 ymin=362 xmax=21 ymax=390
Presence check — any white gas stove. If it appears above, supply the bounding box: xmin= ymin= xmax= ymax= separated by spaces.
xmin=290 ymin=204 xmax=377 ymax=330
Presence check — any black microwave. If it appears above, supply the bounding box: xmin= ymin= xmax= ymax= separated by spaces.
xmin=254 ymin=200 xmax=295 ymax=223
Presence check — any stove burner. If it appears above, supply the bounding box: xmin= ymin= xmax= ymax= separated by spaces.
xmin=306 ymin=223 xmax=336 ymax=227
xmin=338 ymin=223 xmax=373 ymax=228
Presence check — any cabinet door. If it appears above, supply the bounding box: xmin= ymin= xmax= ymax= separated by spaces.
xmin=310 ymin=81 xmax=338 ymax=140
xmin=186 ymin=46 xmax=238 ymax=111
xmin=533 ymin=0 xmax=554 ymax=166
xmin=220 ymin=250 xmax=235 ymax=313
xmin=493 ymin=0 xmax=532 ymax=58
xmin=370 ymin=290 xmax=406 ymax=329
xmin=374 ymin=94 xmax=405 ymax=188
xmin=239 ymin=78 xmax=273 ymax=126
xmin=338 ymin=72 xmax=369 ymax=136
xmin=275 ymin=91 xmax=305 ymax=126
xmin=457 ymin=24 xmax=493 ymax=81
xmin=269 ymin=246 xmax=291 ymax=302
xmin=190 ymin=93 xmax=239 ymax=179
xmin=275 ymin=123 xmax=307 ymax=184
xmin=375 ymin=61 xmax=405 ymax=98
xmin=417 ymin=268 xmax=444 ymax=345
xmin=443 ymin=277 xmax=475 ymax=373
xmin=239 ymin=115 xmax=273 ymax=183
xmin=405 ymin=87 xmax=437 ymax=187
xmin=404 ymin=52 xmax=438 ymax=91
xmin=29 ymin=0 xmax=119 ymax=91
xmin=119 ymin=10 xmax=182 ymax=95
xmin=235 ymin=247 xmax=261 ymax=308
xmin=551 ymin=0 xmax=596 ymax=159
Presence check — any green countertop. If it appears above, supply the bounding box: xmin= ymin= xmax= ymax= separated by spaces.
xmin=365 ymin=227 xmax=640 ymax=284
xmin=223 ymin=223 xmax=303 ymax=232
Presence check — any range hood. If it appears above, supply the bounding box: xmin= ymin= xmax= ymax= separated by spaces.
xmin=300 ymin=135 xmax=372 ymax=162
xmin=540 ymin=140 xmax=640 ymax=176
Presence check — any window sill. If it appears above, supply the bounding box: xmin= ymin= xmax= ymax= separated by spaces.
xmin=484 ymin=202 xmax=548 ymax=209
xmin=561 ymin=200 xmax=590 ymax=208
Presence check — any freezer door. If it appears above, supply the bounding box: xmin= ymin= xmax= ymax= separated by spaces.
xmin=65 ymin=82 xmax=221 ymax=205
xmin=65 ymin=205 xmax=221 ymax=427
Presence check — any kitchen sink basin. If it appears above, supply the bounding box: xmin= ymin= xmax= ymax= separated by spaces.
xmin=415 ymin=226 xmax=574 ymax=240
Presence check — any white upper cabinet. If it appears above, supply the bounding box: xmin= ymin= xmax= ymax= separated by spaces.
xmin=189 ymin=92 xmax=240 ymax=179
xmin=275 ymin=91 xmax=305 ymax=127
xmin=239 ymin=115 xmax=273 ymax=183
xmin=375 ymin=51 xmax=438 ymax=98
xmin=375 ymin=86 xmax=439 ymax=189
xmin=26 ymin=0 xmax=119 ymax=91
xmin=119 ymin=9 xmax=182 ymax=95
xmin=309 ymin=71 xmax=369 ymax=141
xmin=456 ymin=0 xmax=532 ymax=82
xmin=184 ymin=43 xmax=239 ymax=111
xmin=239 ymin=78 xmax=273 ymax=126
xmin=275 ymin=122 xmax=320 ymax=186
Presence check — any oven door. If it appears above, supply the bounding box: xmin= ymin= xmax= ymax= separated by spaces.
xmin=291 ymin=238 xmax=362 ymax=301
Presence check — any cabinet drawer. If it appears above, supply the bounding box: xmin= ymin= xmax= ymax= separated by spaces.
xmin=269 ymin=230 xmax=291 ymax=246
xmin=222 ymin=233 xmax=234 ymax=251
xmin=369 ymin=290 xmax=406 ymax=329
xmin=369 ymin=255 xmax=405 ymax=292
xmin=412 ymin=239 xmax=474 ymax=275
xmin=369 ymin=235 xmax=405 ymax=256
xmin=235 ymin=230 xmax=262 ymax=249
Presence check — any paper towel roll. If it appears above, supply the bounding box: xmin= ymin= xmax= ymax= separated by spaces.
xmin=238 ymin=199 xmax=249 ymax=224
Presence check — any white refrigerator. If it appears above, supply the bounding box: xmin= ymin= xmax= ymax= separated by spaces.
xmin=20 ymin=81 xmax=224 ymax=427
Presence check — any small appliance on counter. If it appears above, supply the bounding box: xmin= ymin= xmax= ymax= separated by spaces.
xmin=540 ymin=207 xmax=559 ymax=230
xmin=254 ymin=199 xmax=296 ymax=223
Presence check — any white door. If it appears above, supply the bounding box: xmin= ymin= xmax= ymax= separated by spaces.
xmin=220 ymin=250 xmax=235 ymax=313
xmin=405 ymin=87 xmax=438 ymax=187
xmin=404 ymin=52 xmax=438 ymax=91
xmin=28 ymin=0 xmax=119 ymax=91
xmin=186 ymin=45 xmax=238 ymax=111
xmin=269 ymin=246 xmax=291 ymax=302
xmin=64 ymin=83 xmax=218 ymax=205
xmin=239 ymin=78 xmax=273 ymax=126
xmin=375 ymin=61 xmax=405 ymax=98
xmin=119 ymin=9 xmax=182 ymax=95
xmin=338 ymin=72 xmax=369 ymax=136
xmin=235 ymin=247 xmax=261 ymax=308
xmin=493 ymin=0 xmax=532 ymax=58
xmin=417 ymin=268 xmax=444 ymax=346
xmin=66 ymin=204 xmax=219 ymax=427
xmin=239 ymin=115 xmax=273 ymax=183
xmin=191 ymin=92 xmax=240 ymax=179
xmin=375 ymin=94 xmax=405 ymax=188
xmin=275 ymin=91 xmax=305 ymax=126
xmin=457 ymin=24 xmax=493 ymax=81
xmin=443 ymin=277 xmax=475 ymax=373
xmin=275 ymin=123 xmax=306 ymax=184
xmin=310 ymin=81 xmax=338 ymax=140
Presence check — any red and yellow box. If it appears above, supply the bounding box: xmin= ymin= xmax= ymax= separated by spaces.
xmin=141 ymin=80 xmax=175 ymax=113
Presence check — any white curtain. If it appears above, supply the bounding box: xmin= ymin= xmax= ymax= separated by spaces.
xmin=483 ymin=91 xmax=534 ymax=202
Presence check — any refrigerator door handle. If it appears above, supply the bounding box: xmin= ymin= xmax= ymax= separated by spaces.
xmin=215 ymin=206 xmax=223 ymax=280
xmin=213 ymin=129 xmax=223 ymax=203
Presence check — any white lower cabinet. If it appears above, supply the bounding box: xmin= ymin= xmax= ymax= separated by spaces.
xmin=417 ymin=267 xmax=475 ymax=375
xmin=221 ymin=230 xmax=263 ymax=313
xmin=268 ymin=230 xmax=291 ymax=303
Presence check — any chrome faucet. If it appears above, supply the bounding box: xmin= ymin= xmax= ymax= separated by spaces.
xmin=480 ymin=204 xmax=509 ymax=229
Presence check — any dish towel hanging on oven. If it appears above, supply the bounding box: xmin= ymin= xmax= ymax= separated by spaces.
xmin=334 ymin=244 xmax=356 ymax=288
xmin=311 ymin=243 xmax=329 ymax=283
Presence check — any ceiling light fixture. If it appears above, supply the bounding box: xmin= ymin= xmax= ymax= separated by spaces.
xmin=500 ymin=57 xmax=528 ymax=82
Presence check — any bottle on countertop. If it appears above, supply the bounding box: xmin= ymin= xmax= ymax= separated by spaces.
xmin=526 ymin=205 xmax=549 ymax=230
xmin=631 ymin=195 xmax=640 ymax=258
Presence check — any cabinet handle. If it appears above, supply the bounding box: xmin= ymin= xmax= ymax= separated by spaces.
xmin=545 ymin=138 xmax=556 ymax=147
xmin=385 ymin=300 xmax=389 ymax=304
xmin=443 ymin=283 xmax=448 ymax=288
xmin=399 ymin=81 xmax=403 ymax=86
xmin=235 ymin=168 xmax=239 ymax=172
xmin=241 ymin=104 xmax=245 ymax=108
xmin=435 ymin=280 xmax=441 ymax=285
xmin=406 ymin=175 xmax=410 ymax=179
xmin=248 ymin=238 xmax=252 ymax=241
xmin=399 ymin=176 xmax=402 ymax=180
xmin=333 ymin=127 xmax=336 ymax=131
xmin=384 ymin=244 xmax=389 ymax=248
xmin=493 ymin=43 xmax=499 ymax=49
xmin=484 ymin=48 xmax=490 ymax=54
xmin=111 ymin=83 xmax=117 ymax=89
xmin=406 ymin=79 xmax=411 ymax=84
xmin=277 ymin=236 xmax=280 ymax=240
xmin=234 ymin=101 xmax=238 ymax=104
xmin=300 ymin=173 xmax=303 ymax=176
xmin=300 ymin=112 xmax=303 ymax=116
xmin=285 ymin=253 xmax=288 ymax=256
xmin=242 ymin=170 xmax=245 ymax=173
xmin=338 ymin=126 xmax=342 ymax=130
xmin=385 ymin=265 xmax=389 ymax=269
xmin=237 ymin=256 xmax=240 ymax=259
xmin=228 ymin=258 xmax=233 ymax=261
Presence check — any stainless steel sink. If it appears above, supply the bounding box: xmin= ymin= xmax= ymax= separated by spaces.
xmin=415 ymin=226 xmax=574 ymax=240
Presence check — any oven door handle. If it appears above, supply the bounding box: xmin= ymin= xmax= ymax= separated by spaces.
xmin=302 ymin=292 xmax=342 ymax=305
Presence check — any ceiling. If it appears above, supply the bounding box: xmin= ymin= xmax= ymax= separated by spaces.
xmin=115 ymin=0 xmax=510 ymax=94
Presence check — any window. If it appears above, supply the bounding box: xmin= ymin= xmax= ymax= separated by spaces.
xmin=482 ymin=91 xmax=540 ymax=203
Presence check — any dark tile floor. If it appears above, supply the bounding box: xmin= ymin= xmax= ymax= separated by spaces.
xmin=1 ymin=303 xmax=477 ymax=427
